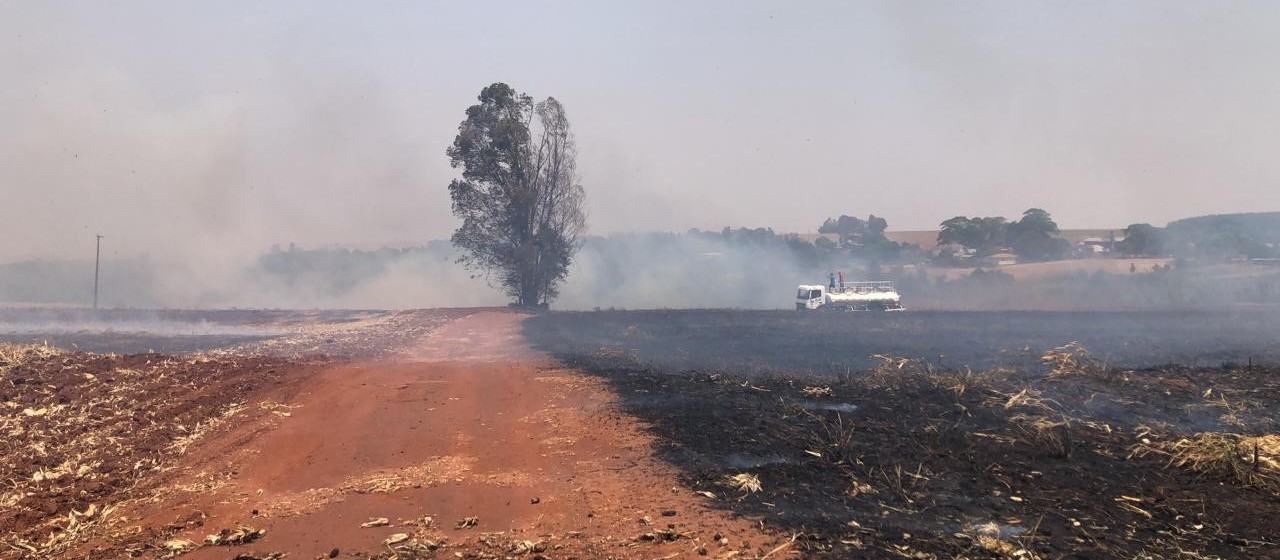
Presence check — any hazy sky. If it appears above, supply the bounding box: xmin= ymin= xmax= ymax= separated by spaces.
xmin=3 ymin=1 xmax=1279 ymax=262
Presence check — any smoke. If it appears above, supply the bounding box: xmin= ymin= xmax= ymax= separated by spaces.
xmin=3 ymin=3 xmax=1280 ymax=311
xmin=9 ymin=230 xmax=1279 ymax=312
xmin=556 ymin=233 xmax=812 ymax=309
xmin=0 ymin=246 xmax=506 ymax=310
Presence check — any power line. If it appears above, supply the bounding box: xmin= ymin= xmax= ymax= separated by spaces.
xmin=93 ymin=234 xmax=103 ymax=309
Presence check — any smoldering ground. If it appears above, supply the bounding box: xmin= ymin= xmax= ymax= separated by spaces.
xmin=528 ymin=321 xmax=1280 ymax=559
xmin=524 ymin=308 xmax=1280 ymax=373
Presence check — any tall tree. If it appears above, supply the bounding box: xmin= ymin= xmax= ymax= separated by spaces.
xmin=1012 ymin=208 xmax=1059 ymax=236
xmin=818 ymin=215 xmax=867 ymax=239
xmin=938 ymin=216 xmax=1007 ymax=255
xmin=447 ymin=83 xmax=587 ymax=307
xmin=1007 ymin=208 xmax=1067 ymax=261
xmin=867 ymin=214 xmax=888 ymax=237
xmin=938 ymin=216 xmax=980 ymax=249
xmin=818 ymin=214 xmax=894 ymax=245
xmin=1117 ymin=223 xmax=1164 ymax=256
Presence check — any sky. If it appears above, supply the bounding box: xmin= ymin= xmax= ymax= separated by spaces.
xmin=2 ymin=1 xmax=1279 ymax=262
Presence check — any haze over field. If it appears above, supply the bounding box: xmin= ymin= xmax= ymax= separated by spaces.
xmin=2 ymin=2 xmax=1279 ymax=308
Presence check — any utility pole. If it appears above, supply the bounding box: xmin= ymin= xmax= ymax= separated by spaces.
xmin=93 ymin=234 xmax=103 ymax=309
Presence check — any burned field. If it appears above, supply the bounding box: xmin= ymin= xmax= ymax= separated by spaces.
xmin=526 ymin=310 xmax=1280 ymax=559
xmin=525 ymin=309 xmax=1280 ymax=372
xmin=5 ymin=307 xmax=1277 ymax=559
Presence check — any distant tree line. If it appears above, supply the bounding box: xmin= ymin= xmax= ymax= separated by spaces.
xmin=248 ymin=211 xmax=1280 ymax=302
xmin=816 ymin=214 xmax=904 ymax=261
xmin=255 ymin=242 xmax=456 ymax=295
xmin=1118 ymin=212 xmax=1280 ymax=260
xmin=936 ymin=208 xmax=1069 ymax=262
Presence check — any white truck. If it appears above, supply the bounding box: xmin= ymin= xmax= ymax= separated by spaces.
xmin=796 ymin=281 xmax=904 ymax=311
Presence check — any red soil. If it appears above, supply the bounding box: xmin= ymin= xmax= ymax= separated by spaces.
xmin=83 ymin=311 xmax=776 ymax=559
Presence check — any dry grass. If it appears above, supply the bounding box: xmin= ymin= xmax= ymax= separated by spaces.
xmin=1 ymin=348 xmax=288 ymax=559
xmin=0 ymin=342 xmax=60 ymax=373
xmin=1040 ymin=341 xmax=1106 ymax=378
xmin=988 ymin=385 xmax=1078 ymax=458
xmin=1010 ymin=414 xmax=1072 ymax=458
xmin=723 ymin=472 xmax=763 ymax=493
xmin=803 ymin=410 xmax=858 ymax=466
xmin=169 ymin=402 xmax=246 ymax=454
xmin=800 ymin=385 xmax=834 ymax=398
xmin=1135 ymin=433 xmax=1280 ymax=494
xmin=992 ymin=387 xmax=1066 ymax=415
xmin=870 ymin=354 xmax=934 ymax=377
xmin=957 ymin=521 xmax=1045 ymax=560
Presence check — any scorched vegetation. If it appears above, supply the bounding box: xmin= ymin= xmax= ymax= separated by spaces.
xmin=526 ymin=311 xmax=1280 ymax=559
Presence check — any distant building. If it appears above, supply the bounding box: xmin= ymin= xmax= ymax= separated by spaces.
xmin=933 ymin=242 xmax=975 ymax=259
xmin=982 ymin=252 xmax=1019 ymax=267
xmin=1076 ymin=234 xmax=1124 ymax=255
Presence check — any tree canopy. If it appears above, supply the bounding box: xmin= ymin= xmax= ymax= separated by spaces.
xmin=818 ymin=214 xmax=901 ymax=260
xmin=937 ymin=216 xmax=1007 ymax=256
xmin=447 ymin=83 xmax=587 ymax=307
xmin=1117 ymin=223 xmax=1165 ymax=256
xmin=937 ymin=209 xmax=1067 ymax=261
xmin=1006 ymin=208 xmax=1068 ymax=261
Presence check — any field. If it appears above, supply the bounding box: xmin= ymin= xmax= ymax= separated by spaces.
xmin=524 ymin=310 xmax=1280 ymax=558
xmin=919 ymin=258 xmax=1175 ymax=282
xmin=1 ymin=309 xmax=782 ymax=560
xmin=2 ymin=307 xmax=1279 ymax=559
xmin=0 ymin=308 xmax=384 ymax=354
xmin=524 ymin=309 xmax=1280 ymax=371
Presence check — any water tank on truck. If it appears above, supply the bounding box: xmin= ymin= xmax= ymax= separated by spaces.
xmin=796 ymin=281 xmax=904 ymax=312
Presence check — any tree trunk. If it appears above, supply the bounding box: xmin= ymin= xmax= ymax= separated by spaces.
xmin=518 ymin=272 xmax=539 ymax=307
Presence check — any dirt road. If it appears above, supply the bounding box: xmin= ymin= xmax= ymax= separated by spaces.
xmin=99 ymin=311 xmax=775 ymax=559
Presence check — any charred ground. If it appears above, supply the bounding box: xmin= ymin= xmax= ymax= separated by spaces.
xmin=524 ymin=309 xmax=1280 ymax=372
xmin=524 ymin=310 xmax=1280 ymax=559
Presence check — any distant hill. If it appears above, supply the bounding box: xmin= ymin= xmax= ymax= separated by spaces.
xmin=1166 ymin=212 xmax=1280 ymax=242
xmin=1158 ymin=212 xmax=1280 ymax=259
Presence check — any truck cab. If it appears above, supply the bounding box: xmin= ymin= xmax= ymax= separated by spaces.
xmin=795 ymin=284 xmax=827 ymax=310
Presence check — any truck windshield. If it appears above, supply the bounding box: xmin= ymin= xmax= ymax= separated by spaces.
xmin=796 ymin=289 xmax=810 ymax=299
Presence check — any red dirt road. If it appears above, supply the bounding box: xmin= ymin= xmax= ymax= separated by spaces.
xmin=105 ymin=311 xmax=776 ymax=559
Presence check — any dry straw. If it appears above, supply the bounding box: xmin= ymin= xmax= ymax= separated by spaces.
xmin=1135 ymin=433 xmax=1280 ymax=494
